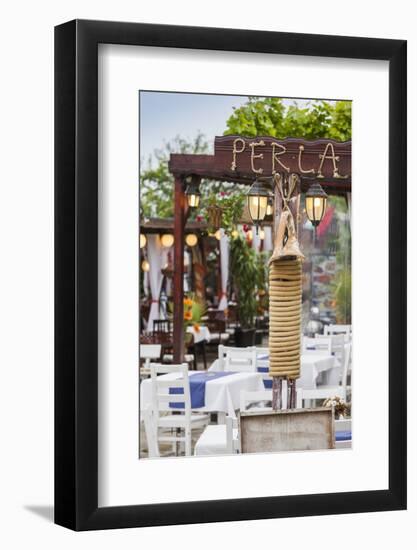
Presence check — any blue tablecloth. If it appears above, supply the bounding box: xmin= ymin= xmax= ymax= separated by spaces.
xmin=335 ymin=430 xmax=352 ymax=441
xmin=256 ymin=365 xmax=272 ymax=388
xmin=169 ymin=371 xmax=235 ymax=409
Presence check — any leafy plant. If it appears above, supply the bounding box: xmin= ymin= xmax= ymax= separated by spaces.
xmin=332 ymin=203 xmax=351 ymax=323
xmin=224 ymin=98 xmax=351 ymax=141
xmin=203 ymin=190 xmax=245 ymax=235
xmin=255 ymin=251 xmax=269 ymax=316
xmin=140 ymin=133 xmax=209 ymax=219
xmin=183 ymin=295 xmax=207 ymax=328
xmin=334 ymin=268 xmax=351 ymax=323
xmin=229 ymin=235 xmax=258 ymax=328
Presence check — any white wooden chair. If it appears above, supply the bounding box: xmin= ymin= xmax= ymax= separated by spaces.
xmin=324 ymin=324 xmax=352 ymax=342
xmin=140 ymin=344 xmax=162 ymax=378
xmin=223 ymin=348 xmax=257 ymax=373
xmin=194 ymin=416 xmax=239 ymax=456
xmin=142 ymin=405 xmax=159 ymax=458
xmin=150 ymin=363 xmax=209 ymax=456
xmin=315 ymin=333 xmax=345 ymax=382
xmin=302 ymin=336 xmax=332 ymax=354
xmin=218 ymin=345 xmax=256 ymax=370
xmin=301 ymin=343 xmax=351 ymax=404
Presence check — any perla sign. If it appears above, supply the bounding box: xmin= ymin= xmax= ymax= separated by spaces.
xmin=214 ymin=136 xmax=351 ymax=180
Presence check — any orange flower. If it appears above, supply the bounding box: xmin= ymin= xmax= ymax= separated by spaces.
xmin=183 ymin=297 xmax=193 ymax=306
xmin=193 ymin=323 xmax=200 ymax=333
xmin=184 ymin=311 xmax=193 ymax=321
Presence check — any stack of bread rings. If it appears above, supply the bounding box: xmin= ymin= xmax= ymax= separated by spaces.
xmin=268 ymin=258 xmax=302 ymax=379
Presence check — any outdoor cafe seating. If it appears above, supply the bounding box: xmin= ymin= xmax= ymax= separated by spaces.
xmin=139 ymin=325 xmax=352 ymax=458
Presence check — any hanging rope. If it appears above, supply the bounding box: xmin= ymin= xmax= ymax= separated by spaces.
xmin=269 ymin=258 xmax=302 ymax=378
xmin=268 ymin=174 xmax=304 ymax=380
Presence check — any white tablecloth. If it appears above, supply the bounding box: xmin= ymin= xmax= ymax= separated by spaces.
xmin=140 ymin=370 xmax=264 ymax=417
xmin=194 ymin=424 xmax=238 ymax=456
xmin=209 ymin=353 xmax=336 ymax=389
xmin=187 ymin=325 xmax=211 ymax=344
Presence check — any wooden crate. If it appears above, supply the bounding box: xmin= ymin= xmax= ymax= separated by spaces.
xmin=239 ymin=407 xmax=335 ymax=454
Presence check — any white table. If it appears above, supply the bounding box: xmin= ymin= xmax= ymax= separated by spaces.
xmin=209 ymin=352 xmax=336 ymax=389
xmin=140 ymin=370 xmax=265 ymax=419
xmin=298 ymin=353 xmax=336 ymax=388
xmin=194 ymin=424 xmax=238 ymax=456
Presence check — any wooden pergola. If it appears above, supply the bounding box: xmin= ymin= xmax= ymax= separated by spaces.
xmin=168 ymin=135 xmax=352 ymax=362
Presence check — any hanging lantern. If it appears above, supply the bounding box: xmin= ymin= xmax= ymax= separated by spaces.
xmin=305 ymin=181 xmax=328 ymax=227
xmin=185 ymin=233 xmax=198 ymax=247
xmin=185 ymin=177 xmax=201 ymax=208
xmin=141 ymin=260 xmax=150 ymax=272
xmin=266 ymin=198 xmax=274 ymax=217
xmin=139 ymin=233 xmax=147 ymax=248
xmin=161 ymin=234 xmax=174 ymax=248
xmin=247 ymin=178 xmax=271 ymax=225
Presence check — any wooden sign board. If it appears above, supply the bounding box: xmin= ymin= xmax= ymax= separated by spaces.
xmin=169 ymin=136 xmax=351 ymax=193
xmin=215 ymin=136 xmax=351 ymax=181
xmin=239 ymin=407 xmax=335 ymax=454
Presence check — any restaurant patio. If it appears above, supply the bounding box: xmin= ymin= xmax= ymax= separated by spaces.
xmin=139 ymin=94 xmax=352 ymax=459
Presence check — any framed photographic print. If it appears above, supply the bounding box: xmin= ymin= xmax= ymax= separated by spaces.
xmin=55 ymin=19 xmax=406 ymax=530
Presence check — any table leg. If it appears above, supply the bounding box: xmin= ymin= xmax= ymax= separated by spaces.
xmin=218 ymin=412 xmax=226 ymax=424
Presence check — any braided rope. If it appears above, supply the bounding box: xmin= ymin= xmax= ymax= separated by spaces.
xmin=268 ymin=258 xmax=302 ymax=379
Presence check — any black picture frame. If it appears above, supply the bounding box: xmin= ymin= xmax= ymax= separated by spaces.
xmin=55 ymin=19 xmax=407 ymax=531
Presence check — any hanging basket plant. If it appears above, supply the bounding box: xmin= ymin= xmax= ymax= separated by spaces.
xmin=204 ymin=190 xmax=245 ymax=236
xmin=207 ymin=204 xmax=223 ymax=232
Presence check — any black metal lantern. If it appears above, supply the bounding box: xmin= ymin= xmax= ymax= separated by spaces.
xmin=185 ymin=177 xmax=201 ymax=208
xmin=247 ymin=178 xmax=272 ymax=225
xmin=305 ymin=181 xmax=328 ymax=227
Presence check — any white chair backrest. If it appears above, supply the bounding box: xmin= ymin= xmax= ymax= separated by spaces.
xmin=141 ymin=344 xmax=162 ymax=367
xmin=141 ymin=344 xmax=162 ymax=359
xmin=224 ymin=348 xmax=257 ymax=372
xmin=324 ymin=324 xmax=352 ymax=342
xmin=218 ymin=345 xmax=255 ymax=370
xmin=150 ymin=363 xmax=191 ymax=416
xmin=316 ymin=333 xmax=345 ymax=363
xmin=303 ymin=336 xmax=332 ymax=354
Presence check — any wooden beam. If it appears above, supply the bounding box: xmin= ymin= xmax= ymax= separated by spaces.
xmin=173 ymin=176 xmax=185 ymax=363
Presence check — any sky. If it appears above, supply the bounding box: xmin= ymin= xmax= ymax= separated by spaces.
xmin=139 ymin=91 xmax=323 ymax=167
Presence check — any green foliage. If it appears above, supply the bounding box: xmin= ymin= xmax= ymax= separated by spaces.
xmin=140 ymin=133 xmax=209 ymax=219
xmin=224 ymin=98 xmax=351 ymax=141
xmin=331 ymin=200 xmax=351 ymax=323
xmin=255 ymin=251 xmax=269 ymax=315
xmin=334 ymin=268 xmax=351 ymax=323
xmin=230 ymin=235 xmax=258 ymax=328
xmin=203 ymin=190 xmax=246 ymax=235
xmin=190 ymin=296 xmax=207 ymax=324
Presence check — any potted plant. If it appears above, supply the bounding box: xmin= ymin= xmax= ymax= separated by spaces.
xmin=230 ymin=233 xmax=258 ymax=346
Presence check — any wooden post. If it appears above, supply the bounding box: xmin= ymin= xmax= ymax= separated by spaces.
xmin=173 ymin=175 xmax=185 ymax=363
xmin=272 ymin=376 xmax=283 ymax=410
